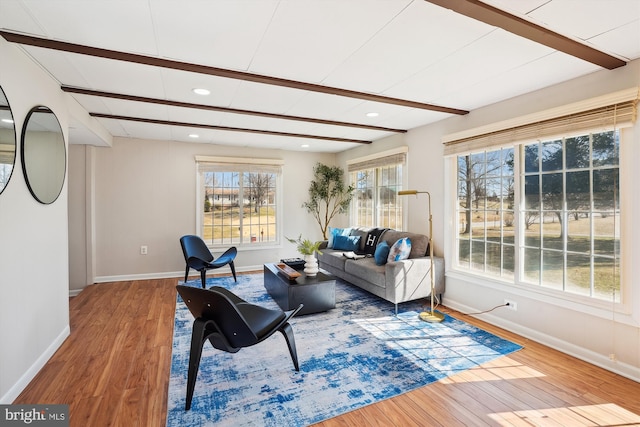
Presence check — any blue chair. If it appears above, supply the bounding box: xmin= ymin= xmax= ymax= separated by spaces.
xmin=176 ymin=285 xmax=303 ymax=410
xmin=180 ymin=235 xmax=237 ymax=288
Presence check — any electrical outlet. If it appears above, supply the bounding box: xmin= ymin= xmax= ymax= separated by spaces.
xmin=140 ymin=245 xmax=148 ymax=255
xmin=609 ymin=353 xmax=617 ymax=361
xmin=504 ymin=299 xmax=517 ymax=311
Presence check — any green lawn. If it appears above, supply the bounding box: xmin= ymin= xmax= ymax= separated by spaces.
xmin=202 ymin=205 xmax=276 ymax=242
xmin=459 ymin=215 xmax=620 ymax=301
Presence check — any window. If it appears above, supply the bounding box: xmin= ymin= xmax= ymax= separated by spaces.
xmin=457 ymin=148 xmax=515 ymax=279
xmin=455 ymin=130 xmax=621 ymax=303
xmin=197 ymin=157 xmax=282 ymax=248
xmin=521 ymin=132 xmax=619 ymax=301
xmin=348 ymin=149 xmax=406 ymax=229
xmin=448 ymin=93 xmax=636 ymax=304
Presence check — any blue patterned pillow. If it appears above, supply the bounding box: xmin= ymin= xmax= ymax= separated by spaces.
xmin=328 ymin=227 xmax=351 ymax=249
xmin=387 ymin=237 xmax=412 ymax=263
xmin=374 ymin=241 xmax=390 ymax=265
xmin=333 ymin=235 xmax=360 ymax=251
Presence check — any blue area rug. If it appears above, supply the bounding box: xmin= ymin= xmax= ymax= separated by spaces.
xmin=166 ymin=274 xmax=522 ymax=426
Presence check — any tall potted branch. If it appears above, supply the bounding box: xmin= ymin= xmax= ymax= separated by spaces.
xmin=303 ymin=163 xmax=355 ymax=239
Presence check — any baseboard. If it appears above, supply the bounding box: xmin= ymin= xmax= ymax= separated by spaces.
xmin=0 ymin=325 xmax=70 ymax=404
xmin=444 ymin=299 xmax=640 ymax=383
xmin=92 ymin=265 xmax=263 ymax=284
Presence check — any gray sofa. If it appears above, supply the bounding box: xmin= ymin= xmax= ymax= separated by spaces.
xmin=317 ymin=227 xmax=445 ymax=313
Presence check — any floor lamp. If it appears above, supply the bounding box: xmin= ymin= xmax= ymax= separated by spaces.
xmin=398 ymin=190 xmax=444 ymax=323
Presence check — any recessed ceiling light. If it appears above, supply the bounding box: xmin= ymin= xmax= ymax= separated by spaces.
xmin=365 ymin=112 xmax=379 ymax=118
xmin=192 ymin=88 xmax=210 ymax=96
xmin=189 ymin=134 xmax=199 ymax=138
xmin=301 ymin=144 xmax=310 ymax=148
xmin=1 ymin=118 xmax=13 ymax=124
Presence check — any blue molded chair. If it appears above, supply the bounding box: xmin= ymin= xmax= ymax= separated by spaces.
xmin=180 ymin=235 xmax=237 ymax=288
xmin=176 ymin=285 xmax=303 ymax=410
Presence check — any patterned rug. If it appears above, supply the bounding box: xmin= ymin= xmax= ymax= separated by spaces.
xmin=166 ymin=274 xmax=522 ymax=426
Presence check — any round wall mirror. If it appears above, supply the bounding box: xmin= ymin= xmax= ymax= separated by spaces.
xmin=0 ymin=86 xmax=17 ymax=195
xmin=21 ymin=106 xmax=66 ymax=204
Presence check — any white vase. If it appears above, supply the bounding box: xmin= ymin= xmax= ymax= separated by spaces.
xmin=303 ymin=254 xmax=319 ymax=277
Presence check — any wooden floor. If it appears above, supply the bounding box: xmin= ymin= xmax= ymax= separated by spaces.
xmin=15 ymin=275 xmax=640 ymax=426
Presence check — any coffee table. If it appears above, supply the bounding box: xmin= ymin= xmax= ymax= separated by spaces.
xmin=263 ymin=263 xmax=335 ymax=315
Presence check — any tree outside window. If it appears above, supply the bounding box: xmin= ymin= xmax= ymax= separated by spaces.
xmin=456 ymin=130 xmax=620 ymax=302
xmin=198 ymin=160 xmax=281 ymax=247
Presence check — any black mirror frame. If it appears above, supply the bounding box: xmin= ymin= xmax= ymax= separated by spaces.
xmin=0 ymin=85 xmax=17 ymax=195
xmin=20 ymin=105 xmax=67 ymax=205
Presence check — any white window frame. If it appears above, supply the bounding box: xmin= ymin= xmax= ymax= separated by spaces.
xmin=347 ymin=147 xmax=408 ymax=229
xmin=195 ymin=156 xmax=284 ymax=250
xmin=443 ymin=89 xmax=638 ymax=316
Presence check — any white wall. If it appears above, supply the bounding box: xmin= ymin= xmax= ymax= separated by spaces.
xmin=338 ymin=60 xmax=640 ymax=381
xmin=85 ymin=137 xmax=335 ymax=282
xmin=0 ymin=39 xmax=70 ymax=403
xmin=68 ymin=145 xmax=88 ymax=294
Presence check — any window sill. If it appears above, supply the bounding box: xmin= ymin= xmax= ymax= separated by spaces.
xmin=210 ymin=243 xmax=282 ymax=252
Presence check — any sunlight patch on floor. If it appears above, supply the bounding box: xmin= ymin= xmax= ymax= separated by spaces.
xmin=352 ymin=312 xmax=521 ymax=378
xmin=439 ymin=356 xmax=545 ymax=384
xmin=489 ymin=403 xmax=640 ymax=426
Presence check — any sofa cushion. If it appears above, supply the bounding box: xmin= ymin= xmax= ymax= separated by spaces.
xmin=382 ymin=230 xmax=429 ymax=259
xmin=344 ymin=258 xmax=386 ymax=288
xmin=362 ymin=228 xmax=388 ymax=255
xmin=319 ymin=249 xmax=347 ymax=270
xmin=328 ymin=227 xmax=351 ymax=248
xmin=388 ymin=237 xmax=412 ymax=262
xmin=333 ymin=235 xmax=360 ymax=251
xmin=348 ymin=227 xmax=370 ymax=252
xmin=374 ymin=241 xmax=390 ymax=265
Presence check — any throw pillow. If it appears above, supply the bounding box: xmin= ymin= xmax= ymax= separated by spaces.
xmin=362 ymin=228 xmax=388 ymax=255
xmin=387 ymin=237 xmax=412 ymax=263
xmin=333 ymin=235 xmax=361 ymax=251
xmin=328 ymin=227 xmax=351 ymax=249
xmin=374 ymin=241 xmax=390 ymax=265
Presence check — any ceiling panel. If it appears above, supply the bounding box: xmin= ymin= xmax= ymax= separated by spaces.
xmin=150 ymin=1 xmax=279 ymax=70
xmin=1 ymin=0 xmax=638 ymax=153
xmin=438 ymin=52 xmax=598 ymax=110
xmin=229 ymin=80 xmax=309 ymax=114
xmin=107 ymin=119 xmax=172 ymax=141
xmin=247 ymin=0 xmax=412 ymax=83
xmin=527 ymin=0 xmax=640 ymax=41
xmin=0 ymin=1 xmax=44 ymax=35
xmin=588 ymin=19 xmax=640 ymax=60
xmin=481 ymin=0 xmax=549 ymax=15
xmin=386 ymin=28 xmax=556 ymax=105
xmin=20 ymin=0 xmax=158 ymax=54
xmin=23 ymin=50 xmax=167 ymax=98
xmin=322 ymin=2 xmax=493 ymax=94
xmin=372 ymin=108 xmax=450 ymax=131
xmin=159 ymin=69 xmax=241 ymax=108
xmin=92 ymin=98 xmax=170 ymax=121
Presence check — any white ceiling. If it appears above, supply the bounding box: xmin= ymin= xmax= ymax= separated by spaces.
xmin=1 ymin=0 xmax=639 ymax=153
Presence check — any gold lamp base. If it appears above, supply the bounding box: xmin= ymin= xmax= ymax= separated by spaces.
xmin=418 ymin=310 xmax=445 ymax=323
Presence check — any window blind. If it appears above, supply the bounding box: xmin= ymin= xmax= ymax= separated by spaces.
xmin=196 ymin=156 xmax=283 ymax=174
xmin=444 ymin=92 xmax=638 ymax=157
xmin=347 ymin=152 xmax=406 ymax=172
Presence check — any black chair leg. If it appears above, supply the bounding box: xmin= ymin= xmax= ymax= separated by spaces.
xmin=279 ymin=323 xmax=299 ymax=371
xmin=229 ymin=261 xmax=237 ymax=283
xmin=200 ymin=270 xmax=207 ymax=289
xmin=186 ymin=318 xmax=208 ymax=410
xmin=184 ymin=265 xmax=190 ymax=283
